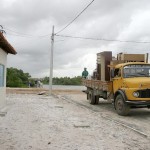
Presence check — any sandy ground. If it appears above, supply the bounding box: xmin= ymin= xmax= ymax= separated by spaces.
xmin=0 ymin=88 xmax=150 ymax=150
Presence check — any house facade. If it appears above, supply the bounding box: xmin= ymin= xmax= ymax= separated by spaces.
xmin=0 ymin=32 xmax=16 ymax=110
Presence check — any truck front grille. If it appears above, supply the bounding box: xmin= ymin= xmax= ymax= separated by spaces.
xmin=138 ymin=89 xmax=150 ymax=98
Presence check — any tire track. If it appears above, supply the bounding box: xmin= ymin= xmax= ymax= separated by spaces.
xmin=56 ymin=94 xmax=149 ymax=139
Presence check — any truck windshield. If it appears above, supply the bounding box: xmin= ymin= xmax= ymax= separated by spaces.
xmin=123 ymin=64 xmax=150 ymax=78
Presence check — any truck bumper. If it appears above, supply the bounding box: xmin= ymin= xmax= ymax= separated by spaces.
xmin=126 ymin=100 xmax=150 ymax=108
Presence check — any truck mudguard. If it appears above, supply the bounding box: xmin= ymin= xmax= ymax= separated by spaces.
xmin=114 ymin=90 xmax=128 ymax=109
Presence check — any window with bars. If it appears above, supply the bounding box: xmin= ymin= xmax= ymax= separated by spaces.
xmin=0 ymin=64 xmax=4 ymax=87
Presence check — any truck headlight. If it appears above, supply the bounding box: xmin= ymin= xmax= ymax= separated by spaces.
xmin=133 ymin=92 xmax=139 ymax=97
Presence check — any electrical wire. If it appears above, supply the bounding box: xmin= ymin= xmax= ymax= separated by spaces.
xmin=55 ymin=34 xmax=150 ymax=44
xmin=2 ymin=25 xmax=50 ymax=38
xmin=4 ymin=27 xmax=36 ymax=37
xmin=2 ymin=0 xmax=95 ymax=37
xmin=2 ymin=25 xmax=150 ymax=44
xmin=55 ymin=0 xmax=95 ymax=35
xmin=4 ymin=31 xmax=50 ymax=38
xmin=6 ymin=32 xmax=37 ymax=38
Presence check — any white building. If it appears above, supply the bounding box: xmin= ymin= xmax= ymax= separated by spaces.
xmin=0 ymin=32 xmax=16 ymax=112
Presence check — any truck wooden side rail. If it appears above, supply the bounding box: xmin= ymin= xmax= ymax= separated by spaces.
xmin=82 ymin=79 xmax=112 ymax=104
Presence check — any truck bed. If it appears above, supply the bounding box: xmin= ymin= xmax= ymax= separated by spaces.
xmin=82 ymin=79 xmax=112 ymax=92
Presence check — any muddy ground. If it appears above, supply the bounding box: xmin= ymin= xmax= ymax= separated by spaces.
xmin=0 ymin=88 xmax=150 ymax=150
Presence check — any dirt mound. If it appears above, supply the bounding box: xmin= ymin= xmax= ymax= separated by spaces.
xmin=6 ymin=88 xmax=82 ymax=95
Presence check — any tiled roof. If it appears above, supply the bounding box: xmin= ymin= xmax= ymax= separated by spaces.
xmin=0 ymin=32 xmax=17 ymax=55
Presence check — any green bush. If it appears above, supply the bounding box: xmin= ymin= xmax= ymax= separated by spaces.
xmin=7 ymin=67 xmax=31 ymax=87
xmin=43 ymin=76 xmax=82 ymax=85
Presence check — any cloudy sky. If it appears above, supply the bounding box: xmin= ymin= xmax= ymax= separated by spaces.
xmin=1 ymin=0 xmax=150 ymax=78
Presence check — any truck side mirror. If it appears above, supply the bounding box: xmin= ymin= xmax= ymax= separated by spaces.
xmin=111 ymin=69 xmax=114 ymax=78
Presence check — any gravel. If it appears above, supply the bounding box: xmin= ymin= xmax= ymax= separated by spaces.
xmin=0 ymin=93 xmax=149 ymax=150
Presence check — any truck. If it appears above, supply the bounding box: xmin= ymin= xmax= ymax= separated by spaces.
xmin=82 ymin=51 xmax=150 ymax=116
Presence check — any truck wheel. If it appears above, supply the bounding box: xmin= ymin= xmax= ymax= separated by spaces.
xmin=86 ymin=87 xmax=90 ymax=100
xmin=87 ymin=93 xmax=90 ymax=100
xmin=89 ymin=92 xmax=95 ymax=105
xmin=103 ymin=91 xmax=107 ymax=99
xmin=95 ymin=96 xmax=99 ymax=104
xmin=115 ymin=94 xmax=130 ymax=116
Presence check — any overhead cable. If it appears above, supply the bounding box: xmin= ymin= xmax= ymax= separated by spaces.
xmin=55 ymin=34 xmax=150 ymax=44
xmin=2 ymin=25 xmax=50 ymax=38
xmin=4 ymin=27 xmax=35 ymax=37
xmin=55 ymin=0 xmax=95 ymax=35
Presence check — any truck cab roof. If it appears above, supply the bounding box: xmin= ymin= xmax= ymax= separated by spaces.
xmin=114 ymin=62 xmax=150 ymax=69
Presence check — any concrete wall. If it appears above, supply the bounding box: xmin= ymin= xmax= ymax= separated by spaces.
xmin=0 ymin=48 xmax=7 ymax=110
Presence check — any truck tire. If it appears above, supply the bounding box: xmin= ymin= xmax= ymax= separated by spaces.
xmin=86 ymin=87 xmax=91 ymax=100
xmin=103 ymin=91 xmax=107 ymax=99
xmin=115 ymin=94 xmax=130 ymax=116
xmin=95 ymin=96 xmax=99 ymax=104
xmin=89 ymin=92 xmax=95 ymax=105
xmin=87 ymin=93 xmax=90 ymax=100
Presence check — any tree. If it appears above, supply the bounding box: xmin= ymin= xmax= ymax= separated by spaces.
xmin=7 ymin=67 xmax=31 ymax=87
xmin=42 ymin=76 xmax=82 ymax=85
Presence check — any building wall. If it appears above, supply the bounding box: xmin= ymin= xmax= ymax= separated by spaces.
xmin=0 ymin=48 xmax=7 ymax=110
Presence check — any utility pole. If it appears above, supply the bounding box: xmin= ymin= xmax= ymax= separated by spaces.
xmin=49 ymin=25 xmax=54 ymax=95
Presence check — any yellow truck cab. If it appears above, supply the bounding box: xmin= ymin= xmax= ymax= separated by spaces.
xmin=112 ymin=62 xmax=150 ymax=115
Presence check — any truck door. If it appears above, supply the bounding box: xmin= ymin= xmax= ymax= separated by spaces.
xmin=113 ymin=68 xmax=123 ymax=93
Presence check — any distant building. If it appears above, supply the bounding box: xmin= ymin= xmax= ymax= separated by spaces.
xmin=0 ymin=32 xmax=17 ymax=111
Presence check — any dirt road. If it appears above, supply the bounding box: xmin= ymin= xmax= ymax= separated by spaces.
xmin=0 ymin=89 xmax=149 ymax=150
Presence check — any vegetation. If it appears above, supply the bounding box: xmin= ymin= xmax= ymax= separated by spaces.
xmin=6 ymin=67 xmax=82 ymax=87
xmin=43 ymin=76 xmax=82 ymax=85
xmin=7 ymin=67 xmax=31 ymax=87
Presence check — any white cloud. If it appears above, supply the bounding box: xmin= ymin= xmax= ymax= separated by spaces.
xmin=1 ymin=0 xmax=150 ymax=78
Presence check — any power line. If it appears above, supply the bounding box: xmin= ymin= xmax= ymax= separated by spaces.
xmin=4 ymin=31 xmax=50 ymax=38
xmin=2 ymin=0 xmax=95 ymax=37
xmin=55 ymin=0 xmax=95 ymax=35
xmin=6 ymin=32 xmax=37 ymax=38
xmin=55 ymin=39 xmax=65 ymax=42
xmin=55 ymin=34 xmax=150 ymax=44
xmin=2 ymin=25 xmax=51 ymax=38
xmin=4 ymin=27 xmax=36 ymax=37
xmin=3 ymin=25 xmax=150 ymax=44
